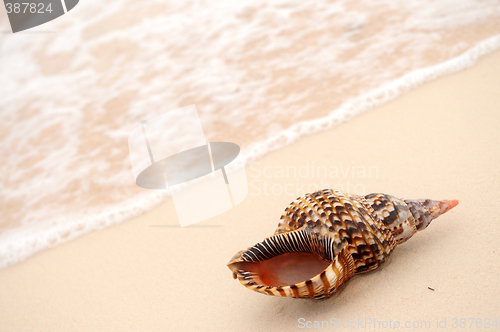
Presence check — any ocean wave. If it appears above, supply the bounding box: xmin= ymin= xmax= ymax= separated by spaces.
xmin=1 ymin=0 xmax=499 ymax=269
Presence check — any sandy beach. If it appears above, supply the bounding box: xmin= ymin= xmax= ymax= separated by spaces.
xmin=1 ymin=48 xmax=499 ymax=332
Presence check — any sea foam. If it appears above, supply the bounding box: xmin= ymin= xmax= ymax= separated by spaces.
xmin=1 ymin=0 xmax=499 ymax=269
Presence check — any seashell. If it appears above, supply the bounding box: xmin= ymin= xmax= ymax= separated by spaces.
xmin=227 ymin=189 xmax=458 ymax=299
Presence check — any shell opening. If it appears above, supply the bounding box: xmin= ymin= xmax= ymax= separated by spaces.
xmin=230 ymin=252 xmax=330 ymax=287
xmin=227 ymin=228 xmax=345 ymax=289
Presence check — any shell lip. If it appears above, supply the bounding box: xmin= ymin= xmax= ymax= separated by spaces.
xmin=227 ymin=226 xmax=332 ymax=269
xmin=227 ymin=250 xmax=246 ymax=267
xmin=227 ymin=229 xmax=354 ymax=299
xmin=231 ymin=262 xmax=337 ymax=299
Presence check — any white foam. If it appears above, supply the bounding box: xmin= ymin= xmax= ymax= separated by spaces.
xmin=0 ymin=191 xmax=167 ymax=269
xmin=241 ymin=34 xmax=500 ymax=165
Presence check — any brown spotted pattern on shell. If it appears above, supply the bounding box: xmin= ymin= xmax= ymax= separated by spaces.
xmin=227 ymin=190 xmax=458 ymax=300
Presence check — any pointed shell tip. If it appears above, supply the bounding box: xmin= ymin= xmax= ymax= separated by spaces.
xmin=447 ymin=199 xmax=459 ymax=209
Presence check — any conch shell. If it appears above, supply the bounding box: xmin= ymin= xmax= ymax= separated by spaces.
xmin=228 ymin=189 xmax=458 ymax=299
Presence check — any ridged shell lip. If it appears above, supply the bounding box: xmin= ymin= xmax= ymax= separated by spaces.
xmin=227 ymin=228 xmax=356 ymax=299
xmin=231 ymin=265 xmax=334 ymax=299
xmin=227 ymin=250 xmax=245 ymax=267
xmin=228 ymin=244 xmax=355 ymax=299
xmin=227 ymin=227 xmax=334 ymax=272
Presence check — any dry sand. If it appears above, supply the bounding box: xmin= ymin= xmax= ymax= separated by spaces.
xmin=1 ymin=50 xmax=499 ymax=332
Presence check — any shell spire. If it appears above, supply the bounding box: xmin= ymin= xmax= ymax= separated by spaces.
xmin=363 ymin=194 xmax=459 ymax=244
xmin=404 ymin=198 xmax=459 ymax=231
xmin=228 ymin=190 xmax=459 ymax=299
